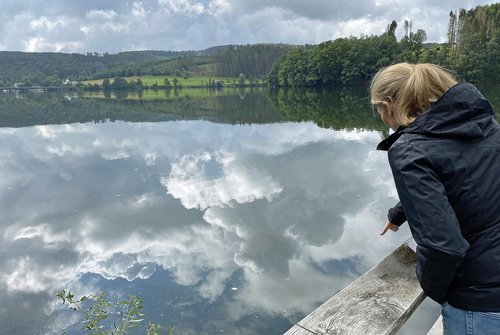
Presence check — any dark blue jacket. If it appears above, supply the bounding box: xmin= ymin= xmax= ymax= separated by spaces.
xmin=377 ymin=83 xmax=500 ymax=311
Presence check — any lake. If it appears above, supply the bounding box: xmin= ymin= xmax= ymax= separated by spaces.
xmin=0 ymin=85 xmax=498 ymax=335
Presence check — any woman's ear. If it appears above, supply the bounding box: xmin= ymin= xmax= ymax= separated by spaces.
xmin=379 ymin=101 xmax=400 ymax=131
xmin=382 ymin=101 xmax=394 ymax=116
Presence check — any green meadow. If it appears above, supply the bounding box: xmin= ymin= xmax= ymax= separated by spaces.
xmin=82 ymin=75 xmax=261 ymax=87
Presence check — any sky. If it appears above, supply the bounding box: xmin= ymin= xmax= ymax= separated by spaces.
xmin=0 ymin=0 xmax=497 ymax=54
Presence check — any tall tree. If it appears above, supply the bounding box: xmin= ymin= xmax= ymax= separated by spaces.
xmin=387 ymin=20 xmax=398 ymax=37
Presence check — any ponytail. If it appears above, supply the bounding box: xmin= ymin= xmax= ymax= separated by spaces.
xmin=370 ymin=63 xmax=458 ymax=126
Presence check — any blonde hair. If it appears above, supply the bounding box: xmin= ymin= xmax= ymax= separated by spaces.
xmin=370 ymin=62 xmax=459 ymax=126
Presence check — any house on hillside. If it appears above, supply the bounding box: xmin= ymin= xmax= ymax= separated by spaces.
xmin=63 ymin=79 xmax=79 ymax=86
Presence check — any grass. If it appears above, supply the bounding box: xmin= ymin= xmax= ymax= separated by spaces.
xmin=82 ymin=75 xmax=250 ymax=87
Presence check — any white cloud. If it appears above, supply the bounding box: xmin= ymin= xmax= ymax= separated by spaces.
xmin=80 ymin=25 xmax=90 ymax=35
xmin=228 ymin=256 xmax=356 ymax=316
xmin=30 ymin=16 xmax=66 ymax=31
xmin=24 ymin=36 xmax=44 ymax=52
xmin=162 ymin=150 xmax=283 ymax=210
xmin=159 ymin=0 xmax=206 ymax=16
xmin=131 ymin=2 xmax=147 ymax=17
xmin=208 ymin=0 xmax=232 ymax=15
xmin=86 ymin=9 xmax=118 ymax=20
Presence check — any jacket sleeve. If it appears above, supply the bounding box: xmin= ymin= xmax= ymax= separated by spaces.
xmin=388 ymin=143 xmax=469 ymax=304
xmin=388 ymin=201 xmax=406 ymax=226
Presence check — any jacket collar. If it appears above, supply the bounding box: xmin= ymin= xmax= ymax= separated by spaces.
xmin=376 ymin=126 xmax=406 ymax=151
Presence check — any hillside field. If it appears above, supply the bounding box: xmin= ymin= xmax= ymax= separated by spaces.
xmin=82 ymin=75 xmax=263 ymax=87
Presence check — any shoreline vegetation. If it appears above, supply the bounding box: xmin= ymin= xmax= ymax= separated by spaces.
xmin=0 ymin=74 xmax=266 ymax=90
xmin=0 ymin=3 xmax=497 ymax=93
xmin=83 ymin=74 xmax=268 ymax=93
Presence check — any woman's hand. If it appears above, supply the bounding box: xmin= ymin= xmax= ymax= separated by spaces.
xmin=380 ymin=221 xmax=399 ymax=235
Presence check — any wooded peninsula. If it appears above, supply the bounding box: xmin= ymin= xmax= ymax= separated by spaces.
xmin=0 ymin=3 xmax=497 ymax=90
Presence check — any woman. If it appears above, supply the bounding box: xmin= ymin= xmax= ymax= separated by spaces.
xmin=370 ymin=62 xmax=500 ymax=334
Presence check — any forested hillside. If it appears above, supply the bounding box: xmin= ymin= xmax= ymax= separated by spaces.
xmin=0 ymin=50 xmax=195 ymax=87
xmin=0 ymin=44 xmax=294 ymax=87
xmin=92 ymin=44 xmax=294 ymax=80
xmin=269 ymin=3 xmax=499 ymax=86
xmin=213 ymin=44 xmax=294 ymax=77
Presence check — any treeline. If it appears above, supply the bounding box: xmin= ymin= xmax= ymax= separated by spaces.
xmin=269 ymin=3 xmax=499 ymax=87
xmin=97 ymin=77 xmax=186 ymax=92
xmin=268 ymin=32 xmax=404 ymax=86
xmin=92 ymin=54 xmax=208 ymax=79
xmin=213 ymin=44 xmax=294 ymax=77
xmin=440 ymin=4 xmax=499 ymax=81
xmin=93 ymin=43 xmax=294 ymax=80
xmin=0 ymin=44 xmax=294 ymax=87
xmin=0 ymin=50 xmax=193 ymax=87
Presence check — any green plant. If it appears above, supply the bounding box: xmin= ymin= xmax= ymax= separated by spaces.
xmin=56 ymin=290 xmax=174 ymax=335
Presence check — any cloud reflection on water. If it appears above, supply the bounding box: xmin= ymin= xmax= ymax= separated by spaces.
xmin=0 ymin=120 xmax=409 ymax=334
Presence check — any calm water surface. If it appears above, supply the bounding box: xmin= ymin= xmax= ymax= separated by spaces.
xmin=0 ymin=86 xmax=497 ymax=335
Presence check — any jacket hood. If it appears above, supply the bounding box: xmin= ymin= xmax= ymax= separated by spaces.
xmin=407 ymin=82 xmax=495 ymax=138
xmin=377 ymin=83 xmax=496 ymax=151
